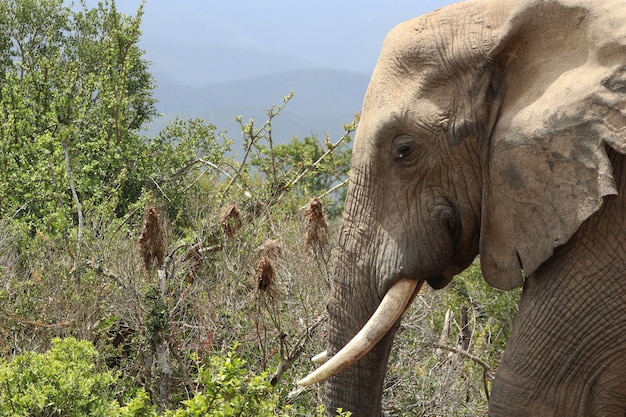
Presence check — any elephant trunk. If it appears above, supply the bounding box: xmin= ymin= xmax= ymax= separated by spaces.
xmin=323 ymin=278 xmax=399 ymax=417
xmin=313 ymin=156 xmax=419 ymax=415
xmin=324 ymin=340 xmax=396 ymax=416
xmin=298 ymin=278 xmax=420 ymax=386
xmin=316 ymin=256 xmax=422 ymax=416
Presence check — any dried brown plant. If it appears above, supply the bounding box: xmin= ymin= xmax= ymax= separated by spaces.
xmin=138 ymin=207 xmax=165 ymax=271
xmin=254 ymin=256 xmax=278 ymax=296
xmin=304 ymin=197 xmax=328 ymax=251
xmin=221 ymin=204 xmax=242 ymax=238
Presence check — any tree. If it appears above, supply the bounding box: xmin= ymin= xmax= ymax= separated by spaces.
xmin=249 ymin=112 xmax=356 ymax=218
xmin=0 ymin=0 xmax=156 ymax=232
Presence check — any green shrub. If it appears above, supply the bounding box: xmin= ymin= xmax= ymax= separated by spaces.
xmin=165 ymin=347 xmax=278 ymax=417
xmin=164 ymin=346 xmax=354 ymax=416
xmin=0 ymin=337 xmax=157 ymax=417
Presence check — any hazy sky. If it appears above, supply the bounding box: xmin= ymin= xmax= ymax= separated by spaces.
xmin=84 ymin=1 xmax=457 ymax=74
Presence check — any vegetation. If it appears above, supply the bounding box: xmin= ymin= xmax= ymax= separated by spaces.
xmin=0 ymin=337 xmax=157 ymax=417
xmin=0 ymin=1 xmax=521 ymax=416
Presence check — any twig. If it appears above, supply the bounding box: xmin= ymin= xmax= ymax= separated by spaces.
xmin=85 ymin=258 xmax=127 ymax=290
xmin=116 ymin=206 xmax=141 ymax=233
xmin=198 ymin=159 xmax=235 ymax=181
xmin=290 ymin=131 xmax=351 ymax=188
xmin=150 ymin=176 xmax=172 ymax=202
xmin=317 ymin=178 xmax=349 ymax=200
xmin=0 ymin=304 xmax=70 ymax=328
xmin=221 ymin=118 xmax=270 ymax=201
xmin=430 ymin=341 xmax=494 ymax=402
xmin=221 ymin=93 xmax=293 ymax=203
xmin=298 ymin=178 xmax=349 ymax=211
xmin=11 ymin=202 xmax=29 ymax=219
xmin=183 ymin=158 xmax=243 ymax=193
xmin=84 ymin=258 xmax=143 ymax=312
xmin=269 ymin=314 xmax=327 ymax=386
xmin=63 ymin=141 xmax=83 ymax=295
xmin=430 ymin=342 xmax=495 ymax=381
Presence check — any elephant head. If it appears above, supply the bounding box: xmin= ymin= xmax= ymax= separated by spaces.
xmin=299 ymin=0 xmax=626 ymax=415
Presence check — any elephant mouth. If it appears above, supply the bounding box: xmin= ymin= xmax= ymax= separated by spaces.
xmin=427 ymin=274 xmax=453 ymax=289
xmin=297 ymin=277 xmax=424 ymax=386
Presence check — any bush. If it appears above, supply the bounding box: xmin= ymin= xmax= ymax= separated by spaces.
xmin=0 ymin=337 xmax=157 ymax=417
xmin=0 ymin=337 xmax=352 ymax=417
xmin=165 ymin=347 xmax=277 ymax=417
xmin=0 ymin=0 xmax=157 ymax=232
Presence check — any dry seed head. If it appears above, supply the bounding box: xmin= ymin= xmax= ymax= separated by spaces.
xmin=138 ymin=207 xmax=165 ymax=271
xmin=255 ymin=256 xmax=278 ymax=296
xmin=304 ymin=197 xmax=328 ymax=251
xmin=221 ymin=204 xmax=242 ymax=238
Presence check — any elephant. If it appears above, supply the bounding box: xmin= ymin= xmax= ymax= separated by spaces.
xmin=298 ymin=0 xmax=626 ymax=415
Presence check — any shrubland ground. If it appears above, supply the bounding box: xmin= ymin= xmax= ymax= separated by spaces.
xmin=0 ymin=1 xmax=520 ymax=416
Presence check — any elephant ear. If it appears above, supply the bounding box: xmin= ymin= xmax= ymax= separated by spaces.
xmin=479 ymin=1 xmax=626 ymax=290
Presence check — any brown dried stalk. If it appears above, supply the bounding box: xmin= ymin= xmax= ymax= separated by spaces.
xmin=138 ymin=207 xmax=165 ymax=271
xmin=304 ymin=197 xmax=328 ymax=251
xmin=254 ymin=256 xmax=278 ymax=296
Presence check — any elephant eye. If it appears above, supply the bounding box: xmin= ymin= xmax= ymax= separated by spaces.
xmin=393 ymin=137 xmax=416 ymax=164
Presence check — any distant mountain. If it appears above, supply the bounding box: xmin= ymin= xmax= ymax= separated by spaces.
xmin=147 ymin=68 xmax=370 ymax=145
xmin=144 ymin=44 xmax=318 ymax=86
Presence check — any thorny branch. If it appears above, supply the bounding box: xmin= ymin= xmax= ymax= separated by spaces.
xmin=431 ymin=341 xmax=495 ymax=401
xmin=221 ymin=92 xmax=294 ymax=204
xmin=290 ymin=116 xmax=358 ymax=189
xmin=270 ymin=314 xmax=327 ymax=386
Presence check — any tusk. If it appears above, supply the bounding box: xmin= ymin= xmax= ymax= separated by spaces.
xmin=297 ymin=277 xmax=422 ymax=386
xmin=311 ymin=350 xmax=328 ymax=364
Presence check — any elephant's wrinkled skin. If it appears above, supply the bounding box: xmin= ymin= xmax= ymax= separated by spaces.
xmin=306 ymin=0 xmax=626 ymax=415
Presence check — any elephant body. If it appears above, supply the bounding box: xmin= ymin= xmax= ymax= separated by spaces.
xmin=299 ymin=0 xmax=626 ymax=415
xmin=491 ymin=151 xmax=626 ymax=415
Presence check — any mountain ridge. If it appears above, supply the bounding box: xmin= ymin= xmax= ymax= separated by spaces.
xmin=144 ymin=44 xmax=320 ymax=86
xmin=148 ymin=67 xmax=369 ymax=142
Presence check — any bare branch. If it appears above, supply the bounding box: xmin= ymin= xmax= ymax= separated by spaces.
xmin=290 ymin=131 xmax=351 ymax=188
xmin=150 ymin=176 xmax=172 ymax=202
xmin=62 ymin=141 xmax=84 ymax=294
xmin=430 ymin=342 xmax=495 ymax=381
xmin=270 ymin=314 xmax=327 ymax=386
xmin=0 ymin=304 xmax=71 ymax=328
xmin=84 ymin=258 xmax=127 ymax=290
xmin=298 ymin=178 xmax=349 ymax=211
